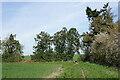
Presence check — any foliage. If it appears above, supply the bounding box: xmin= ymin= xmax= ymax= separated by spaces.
xmin=32 ymin=31 xmax=53 ymax=62
xmin=52 ymin=27 xmax=68 ymax=61
xmin=2 ymin=34 xmax=23 ymax=62
xmin=73 ymin=54 xmax=80 ymax=62
xmin=32 ymin=27 xmax=80 ymax=62
xmin=90 ymin=22 xmax=119 ymax=67
xmin=73 ymin=54 xmax=84 ymax=62
xmin=0 ymin=39 xmax=1 ymax=50
xmin=67 ymin=28 xmax=80 ymax=60
xmin=81 ymin=3 xmax=119 ymax=67
xmin=0 ymin=39 xmax=2 ymax=57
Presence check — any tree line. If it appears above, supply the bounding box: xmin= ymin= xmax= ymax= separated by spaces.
xmin=0 ymin=3 xmax=119 ymax=67
xmin=1 ymin=27 xmax=80 ymax=62
xmin=31 ymin=27 xmax=80 ymax=61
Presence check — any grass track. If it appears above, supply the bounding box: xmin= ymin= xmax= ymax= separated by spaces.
xmin=58 ymin=61 xmax=118 ymax=78
xmin=2 ymin=61 xmax=118 ymax=78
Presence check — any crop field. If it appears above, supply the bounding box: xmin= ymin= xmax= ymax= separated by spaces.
xmin=2 ymin=62 xmax=61 ymax=78
xmin=2 ymin=61 xmax=118 ymax=78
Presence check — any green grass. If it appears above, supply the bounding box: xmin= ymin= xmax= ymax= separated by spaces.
xmin=73 ymin=54 xmax=84 ymax=62
xmin=58 ymin=61 xmax=118 ymax=78
xmin=2 ymin=61 xmax=118 ymax=78
xmin=2 ymin=62 xmax=61 ymax=78
xmin=23 ymin=56 xmax=31 ymax=60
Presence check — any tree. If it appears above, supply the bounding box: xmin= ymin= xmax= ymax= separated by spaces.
xmin=32 ymin=27 xmax=80 ymax=62
xmin=53 ymin=27 xmax=80 ymax=61
xmin=81 ymin=3 xmax=119 ymax=67
xmin=32 ymin=31 xmax=53 ymax=61
xmin=86 ymin=2 xmax=114 ymax=35
xmin=53 ymin=27 xmax=68 ymax=61
xmin=67 ymin=28 xmax=80 ymax=60
xmin=81 ymin=32 xmax=93 ymax=61
xmin=90 ymin=22 xmax=119 ymax=66
xmin=2 ymin=34 xmax=23 ymax=62
xmin=0 ymin=39 xmax=1 ymax=49
xmin=0 ymin=39 xmax=2 ymax=62
xmin=81 ymin=3 xmax=115 ymax=61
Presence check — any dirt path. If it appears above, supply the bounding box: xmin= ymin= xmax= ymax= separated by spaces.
xmin=46 ymin=65 xmax=64 ymax=78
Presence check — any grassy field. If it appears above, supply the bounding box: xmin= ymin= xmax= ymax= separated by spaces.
xmin=2 ymin=62 xmax=61 ymax=78
xmin=2 ymin=61 xmax=118 ymax=78
xmin=22 ymin=56 xmax=31 ymax=60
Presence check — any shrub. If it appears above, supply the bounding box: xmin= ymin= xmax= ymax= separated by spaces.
xmin=90 ymin=28 xmax=119 ymax=67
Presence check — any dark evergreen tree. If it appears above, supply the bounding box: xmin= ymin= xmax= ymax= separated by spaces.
xmin=32 ymin=31 xmax=53 ymax=61
xmin=67 ymin=28 xmax=80 ymax=60
xmin=53 ymin=27 xmax=68 ymax=61
xmin=2 ymin=34 xmax=23 ymax=62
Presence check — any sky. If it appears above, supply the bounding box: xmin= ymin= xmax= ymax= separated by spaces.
xmin=2 ymin=2 xmax=118 ymax=56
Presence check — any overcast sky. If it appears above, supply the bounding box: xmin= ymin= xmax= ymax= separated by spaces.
xmin=2 ymin=2 xmax=118 ymax=55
